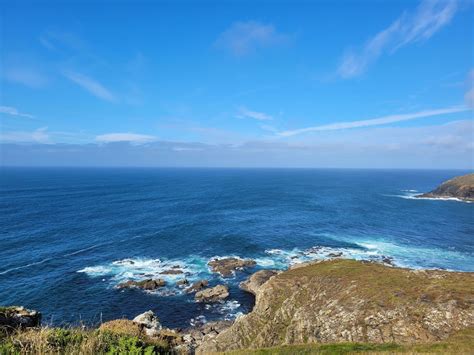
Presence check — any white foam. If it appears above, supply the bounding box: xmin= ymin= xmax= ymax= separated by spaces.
xmin=389 ymin=191 xmax=472 ymax=203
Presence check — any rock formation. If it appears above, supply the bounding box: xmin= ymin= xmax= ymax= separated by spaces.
xmin=133 ymin=310 xmax=162 ymax=337
xmin=0 ymin=306 xmax=41 ymax=330
xmin=239 ymin=269 xmax=279 ymax=295
xmin=117 ymin=278 xmax=166 ymax=290
xmin=185 ymin=279 xmax=208 ymax=293
xmin=198 ymin=259 xmax=474 ymax=353
xmin=195 ymin=285 xmax=229 ymax=302
xmin=208 ymin=257 xmax=256 ymax=277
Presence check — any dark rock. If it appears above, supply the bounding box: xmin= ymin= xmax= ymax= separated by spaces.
xmin=160 ymin=269 xmax=184 ymax=275
xmin=117 ymin=278 xmax=166 ymax=290
xmin=208 ymin=257 xmax=256 ymax=277
xmin=186 ymin=279 xmax=209 ymax=293
xmin=327 ymin=252 xmax=343 ymax=258
xmin=0 ymin=306 xmax=41 ymax=330
xmin=176 ymin=279 xmax=189 ymax=286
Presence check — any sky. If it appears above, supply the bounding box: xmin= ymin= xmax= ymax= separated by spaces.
xmin=1 ymin=0 xmax=473 ymax=168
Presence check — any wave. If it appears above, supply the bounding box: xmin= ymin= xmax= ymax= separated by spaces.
xmin=0 ymin=257 xmax=53 ymax=276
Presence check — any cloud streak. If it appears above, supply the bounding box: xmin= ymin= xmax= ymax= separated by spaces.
xmin=216 ymin=21 xmax=289 ymax=56
xmin=63 ymin=71 xmax=116 ymax=102
xmin=0 ymin=127 xmax=49 ymax=143
xmin=278 ymin=106 xmax=469 ymax=137
xmin=95 ymin=133 xmax=156 ymax=143
xmin=338 ymin=0 xmax=458 ymax=78
xmin=0 ymin=106 xmax=35 ymax=119
xmin=236 ymin=106 xmax=273 ymax=121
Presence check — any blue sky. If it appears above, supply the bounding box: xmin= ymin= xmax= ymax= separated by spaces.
xmin=1 ymin=0 xmax=473 ymax=168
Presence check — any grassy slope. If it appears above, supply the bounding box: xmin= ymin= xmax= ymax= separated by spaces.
xmin=224 ymin=328 xmax=474 ymax=354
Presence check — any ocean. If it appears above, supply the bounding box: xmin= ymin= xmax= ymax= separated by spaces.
xmin=0 ymin=167 xmax=472 ymax=328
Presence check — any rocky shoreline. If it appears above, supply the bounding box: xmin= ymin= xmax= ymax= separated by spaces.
xmin=3 ymin=257 xmax=474 ymax=354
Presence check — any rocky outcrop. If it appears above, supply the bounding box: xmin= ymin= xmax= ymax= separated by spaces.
xmin=195 ymin=285 xmax=229 ymax=302
xmin=208 ymin=257 xmax=256 ymax=277
xmin=0 ymin=306 xmax=41 ymax=330
xmin=198 ymin=259 xmax=474 ymax=353
xmin=117 ymin=279 xmax=166 ymax=290
xmin=417 ymin=173 xmax=474 ymax=201
xmin=133 ymin=310 xmax=162 ymax=337
xmin=180 ymin=321 xmax=232 ymax=352
xmin=239 ymin=270 xmax=279 ymax=295
xmin=185 ymin=279 xmax=208 ymax=293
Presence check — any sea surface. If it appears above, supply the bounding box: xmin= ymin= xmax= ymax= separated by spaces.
xmin=0 ymin=168 xmax=473 ymax=328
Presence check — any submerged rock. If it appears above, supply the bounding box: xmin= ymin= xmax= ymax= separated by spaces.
xmin=160 ymin=269 xmax=184 ymax=275
xmin=0 ymin=306 xmax=41 ymax=330
xmin=195 ymin=285 xmax=229 ymax=302
xmin=208 ymin=257 xmax=256 ymax=277
xmin=239 ymin=270 xmax=279 ymax=295
xmin=198 ymin=259 xmax=474 ymax=353
xmin=133 ymin=310 xmax=162 ymax=337
xmin=185 ymin=279 xmax=209 ymax=293
xmin=416 ymin=173 xmax=474 ymax=201
xmin=118 ymin=278 xmax=166 ymax=290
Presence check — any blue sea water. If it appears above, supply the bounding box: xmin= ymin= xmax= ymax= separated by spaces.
xmin=0 ymin=168 xmax=473 ymax=328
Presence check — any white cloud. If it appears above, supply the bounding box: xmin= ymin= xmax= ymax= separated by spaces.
xmin=236 ymin=106 xmax=273 ymax=121
xmin=278 ymin=105 xmax=469 ymax=137
xmin=338 ymin=0 xmax=458 ymax=78
xmin=216 ymin=21 xmax=288 ymax=56
xmin=63 ymin=71 xmax=116 ymax=102
xmin=0 ymin=106 xmax=35 ymax=119
xmin=0 ymin=127 xmax=49 ymax=143
xmin=95 ymin=133 xmax=156 ymax=143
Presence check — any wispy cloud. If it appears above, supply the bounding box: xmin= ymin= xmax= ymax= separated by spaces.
xmin=0 ymin=127 xmax=49 ymax=143
xmin=278 ymin=106 xmax=469 ymax=137
xmin=465 ymin=69 xmax=474 ymax=108
xmin=236 ymin=106 xmax=273 ymax=121
xmin=338 ymin=0 xmax=458 ymax=78
xmin=216 ymin=21 xmax=289 ymax=56
xmin=3 ymin=67 xmax=48 ymax=88
xmin=95 ymin=133 xmax=156 ymax=143
xmin=0 ymin=106 xmax=35 ymax=119
xmin=63 ymin=71 xmax=116 ymax=102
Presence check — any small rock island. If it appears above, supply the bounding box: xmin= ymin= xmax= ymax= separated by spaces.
xmin=417 ymin=173 xmax=474 ymax=202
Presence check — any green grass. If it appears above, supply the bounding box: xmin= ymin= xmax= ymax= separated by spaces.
xmin=223 ymin=328 xmax=474 ymax=354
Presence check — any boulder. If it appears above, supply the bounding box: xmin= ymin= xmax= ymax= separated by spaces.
xmin=133 ymin=310 xmax=162 ymax=337
xmin=117 ymin=279 xmax=166 ymax=290
xmin=239 ymin=270 xmax=279 ymax=295
xmin=176 ymin=279 xmax=189 ymax=287
xmin=195 ymin=285 xmax=229 ymax=302
xmin=208 ymin=257 xmax=256 ymax=277
xmin=0 ymin=306 xmax=41 ymax=330
xmin=185 ymin=279 xmax=209 ymax=293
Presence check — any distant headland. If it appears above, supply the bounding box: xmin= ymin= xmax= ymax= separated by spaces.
xmin=417 ymin=173 xmax=474 ymax=202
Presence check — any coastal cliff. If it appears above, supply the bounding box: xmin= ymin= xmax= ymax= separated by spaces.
xmin=198 ymin=259 xmax=474 ymax=353
xmin=417 ymin=173 xmax=474 ymax=201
